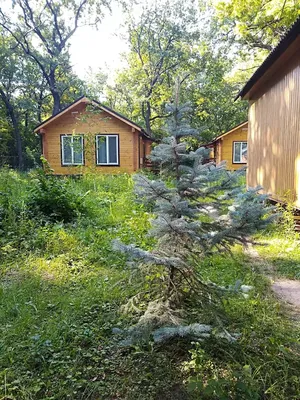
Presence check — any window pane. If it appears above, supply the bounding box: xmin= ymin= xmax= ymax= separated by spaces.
xmin=62 ymin=136 xmax=72 ymax=164
xmin=234 ymin=142 xmax=241 ymax=162
xmin=98 ymin=136 xmax=107 ymax=163
xmin=73 ymin=136 xmax=83 ymax=164
xmin=108 ymin=136 xmax=117 ymax=164
xmin=241 ymin=142 xmax=247 ymax=162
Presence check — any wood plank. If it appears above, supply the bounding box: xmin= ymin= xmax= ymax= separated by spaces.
xmin=219 ymin=126 xmax=248 ymax=171
xmin=247 ymin=52 xmax=300 ymax=208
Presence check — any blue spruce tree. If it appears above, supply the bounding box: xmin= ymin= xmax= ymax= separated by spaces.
xmin=113 ymin=86 xmax=274 ymax=343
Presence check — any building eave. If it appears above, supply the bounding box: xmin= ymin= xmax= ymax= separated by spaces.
xmin=236 ymin=17 xmax=300 ymax=100
xmin=206 ymin=121 xmax=248 ymax=145
xmin=34 ymin=95 xmax=153 ymax=140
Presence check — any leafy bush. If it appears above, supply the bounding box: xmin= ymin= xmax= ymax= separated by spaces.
xmin=186 ymin=345 xmax=260 ymax=400
xmin=275 ymin=200 xmax=298 ymax=239
xmin=28 ymin=170 xmax=88 ymax=222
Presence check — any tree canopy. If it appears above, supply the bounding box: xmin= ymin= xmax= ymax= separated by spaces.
xmin=212 ymin=0 xmax=300 ymax=54
xmin=0 ymin=0 xmax=111 ymax=169
xmin=0 ymin=0 xmax=299 ymax=167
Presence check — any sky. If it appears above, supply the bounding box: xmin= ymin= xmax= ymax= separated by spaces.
xmin=69 ymin=3 xmax=133 ymax=82
xmin=3 ymin=0 xmax=194 ymax=84
xmin=69 ymin=0 xmax=206 ymax=83
xmin=2 ymin=0 xmax=129 ymax=83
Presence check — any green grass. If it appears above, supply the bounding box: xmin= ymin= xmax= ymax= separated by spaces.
xmin=253 ymin=210 xmax=300 ymax=279
xmin=0 ymin=169 xmax=300 ymax=399
xmin=255 ymin=236 xmax=300 ymax=278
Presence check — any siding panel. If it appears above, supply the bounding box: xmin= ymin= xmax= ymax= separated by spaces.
xmin=216 ymin=127 xmax=248 ymax=170
xmin=248 ymin=55 xmax=300 ymax=207
xmin=43 ymin=103 xmax=140 ymax=174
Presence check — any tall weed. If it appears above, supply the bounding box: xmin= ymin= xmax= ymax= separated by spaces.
xmin=28 ymin=169 xmax=89 ymax=222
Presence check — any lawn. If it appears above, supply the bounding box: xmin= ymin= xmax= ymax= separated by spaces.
xmin=254 ymin=229 xmax=300 ymax=279
xmin=0 ymin=169 xmax=300 ymax=399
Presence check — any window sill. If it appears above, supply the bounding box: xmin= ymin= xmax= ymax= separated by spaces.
xmin=61 ymin=164 xmax=84 ymax=167
xmin=96 ymin=164 xmax=120 ymax=167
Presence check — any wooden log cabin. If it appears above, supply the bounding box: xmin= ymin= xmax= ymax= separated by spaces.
xmin=206 ymin=121 xmax=248 ymax=170
xmin=34 ymin=96 xmax=154 ymax=174
xmin=237 ymin=17 xmax=300 ymax=208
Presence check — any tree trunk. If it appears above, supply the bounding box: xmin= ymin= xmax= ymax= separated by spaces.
xmin=0 ymin=90 xmax=23 ymax=170
xmin=49 ymin=70 xmax=61 ymax=115
xmin=143 ymin=100 xmax=152 ymax=137
xmin=51 ymin=88 xmax=61 ymax=115
xmin=36 ymin=89 xmax=46 ymax=123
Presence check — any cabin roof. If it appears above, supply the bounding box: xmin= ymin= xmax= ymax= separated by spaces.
xmin=236 ymin=17 xmax=300 ymax=100
xmin=206 ymin=121 xmax=248 ymax=146
xmin=34 ymin=95 xmax=153 ymax=140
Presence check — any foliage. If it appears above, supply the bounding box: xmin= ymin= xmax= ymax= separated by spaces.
xmin=0 ymin=168 xmax=29 ymax=238
xmin=106 ymin=0 xmax=200 ymax=137
xmin=0 ymin=0 xmax=111 ymax=170
xmin=27 ymin=170 xmax=88 ymax=223
xmin=187 ymin=50 xmax=248 ymax=142
xmin=274 ymin=199 xmax=298 ymax=238
xmin=0 ymin=33 xmax=43 ymax=169
xmin=212 ymin=0 xmax=300 ymax=55
xmin=0 ymin=0 xmax=110 ymax=115
xmin=85 ymin=67 xmax=108 ymax=101
xmin=1 ymin=0 xmax=299 ymax=171
xmin=105 ymin=0 xmax=248 ymax=141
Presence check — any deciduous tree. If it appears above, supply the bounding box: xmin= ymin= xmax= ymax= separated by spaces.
xmin=0 ymin=0 xmax=111 ymax=115
xmin=212 ymin=0 xmax=300 ymax=54
xmin=107 ymin=0 xmax=199 ymax=137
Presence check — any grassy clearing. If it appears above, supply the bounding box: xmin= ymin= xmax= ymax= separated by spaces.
xmin=253 ymin=207 xmax=300 ymax=279
xmin=0 ymin=169 xmax=300 ymax=399
xmin=254 ymin=236 xmax=300 ymax=278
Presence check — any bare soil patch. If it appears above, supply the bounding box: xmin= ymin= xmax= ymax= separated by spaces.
xmin=244 ymin=243 xmax=300 ymax=322
xmin=272 ymin=279 xmax=300 ymax=308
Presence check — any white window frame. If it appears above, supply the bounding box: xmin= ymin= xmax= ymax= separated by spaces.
xmin=233 ymin=141 xmax=247 ymax=164
xmin=96 ymin=134 xmax=119 ymax=165
xmin=61 ymin=134 xmax=84 ymax=166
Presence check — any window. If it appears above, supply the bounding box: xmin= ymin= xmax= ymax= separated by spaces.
xmin=233 ymin=141 xmax=247 ymax=163
xmin=61 ymin=135 xmax=84 ymax=165
xmin=96 ymin=135 xmax=119 ymax=165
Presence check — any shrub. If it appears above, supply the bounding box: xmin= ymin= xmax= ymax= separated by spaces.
xmin=275 ymin=199 xmax=298 ymax=239
xmin=28 ymin=169 xmax=88 ymax=223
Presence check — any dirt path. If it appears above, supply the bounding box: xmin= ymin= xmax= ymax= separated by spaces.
xmin=244 ymin=243 xmax=300 ymax=322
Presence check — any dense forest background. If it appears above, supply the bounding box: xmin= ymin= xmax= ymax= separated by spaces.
xmin=0 ymin=0 xmax=299 ymax=170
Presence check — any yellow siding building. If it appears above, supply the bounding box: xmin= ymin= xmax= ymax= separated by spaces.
xmin=207 ymin=121 xmax=248 ymax=171
xmin=34 ymin=96 xmax=154 ymax=175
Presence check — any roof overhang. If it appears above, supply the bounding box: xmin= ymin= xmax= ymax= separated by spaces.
xmin=34 ymin=96 xmax=153 ymax=141
xmin=236 ymin=17 xmax=300 ymax=101
xmin=206 ymin=121 xmax=248 ymax=145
